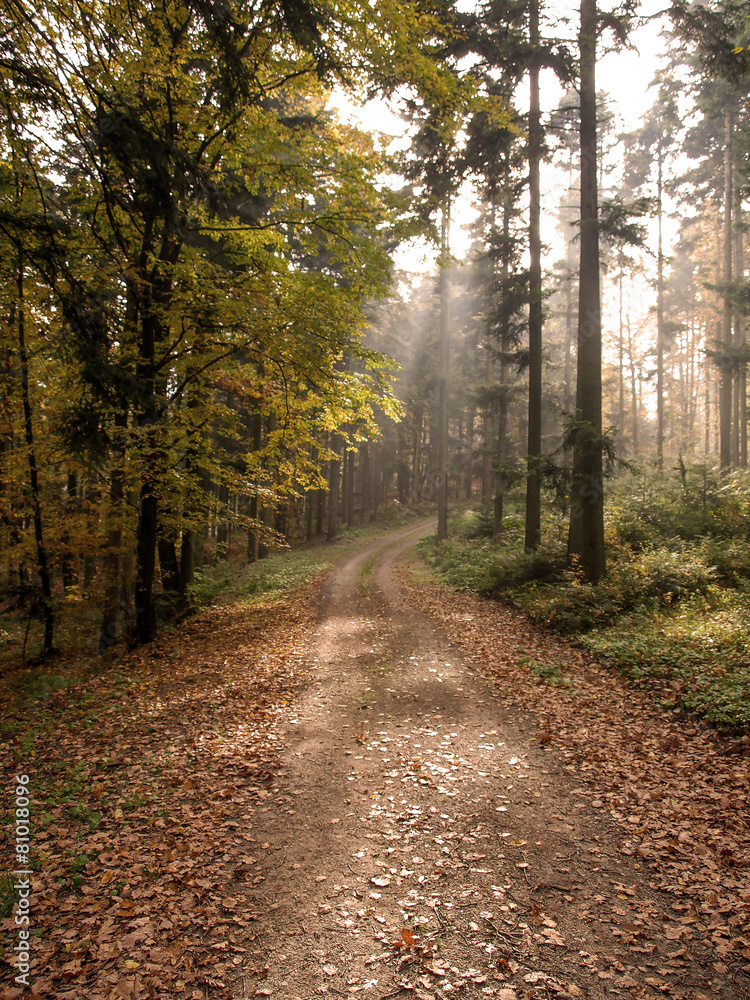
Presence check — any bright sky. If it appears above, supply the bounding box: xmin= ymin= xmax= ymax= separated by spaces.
xmin=331 ymin=0 xmax=673 ymax=275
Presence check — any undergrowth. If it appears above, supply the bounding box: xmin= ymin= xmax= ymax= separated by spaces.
xmin=420 ymin=466 xmax=750 ymax=733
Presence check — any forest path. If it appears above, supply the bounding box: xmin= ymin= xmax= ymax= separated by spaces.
xmin=232 ymin=522 xmax=744 ymax=1000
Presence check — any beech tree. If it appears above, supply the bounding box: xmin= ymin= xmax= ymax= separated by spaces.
xmin=0 ymin=0 xmax=453 ymax=648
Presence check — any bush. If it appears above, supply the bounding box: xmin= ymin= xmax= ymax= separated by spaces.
xmin=509 ymin=543 xmax=715 ymax=633
xmin=607 ymin=465 xmax=750 ymax=547
xmin=699 ymin=537 xmax=750 ymax=587
xmin=416 ymin=471 xmax=750 ymax=731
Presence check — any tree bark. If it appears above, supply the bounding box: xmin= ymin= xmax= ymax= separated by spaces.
xmin=524 ymin=0 xmax=543 ymax=551
xmin=720 ymin=106 xmax=733 ymax=470
xmin=656 ymin=145 xmax=665 ymax=469
xmin=17 ymin=255 xmax=54 ymax=654
xmin=247 ymin=408 xmax=262 ymax=561
xmin=567 ymin=0 xmax=606 ymax=583
xmin=481 ymin=363 xmax=494 ymax=516
xmin=627 ymin=319 xmax=639 ymax=457
xmin=734 ymin=185 xmax=746 ymax=467
xmin=464 ymin=408 xmax=473 ymax=499
xmin=179 ymin=530 xmax=196 ymax=595
xmin=158 ymin=537 xmax=180 ymax=592
xmin=62 ymin=469 xmax=78 ymax=592
xmin=327 ymin=433 xmax=342 ymax=541
xmin=437 ymin=203 xmax=451 ymax=541
xmin=493 ymin=155 xmax=512 ymax=538
xmin=618 ymin=265 xmax=625 ymax=452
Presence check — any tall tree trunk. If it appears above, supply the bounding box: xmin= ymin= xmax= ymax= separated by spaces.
xmin=158 ymin=537 xmax=180 ymax=592
xmin=17 ymin=255 xmax=54 ymax=654
xmin=360 ymin=441 xmax=370 ymax=522
xmin=656 ymin=145 xmax=665 ymax=469
xmin=327 ymin=433 xmax=342 ymax=541
xmin=628 ymin=319 xmax=639 ymax=457
xmin=134 ymin=296 xmax=165 ymax=643
xmin=618 ymin=265 xmax=625 ymax=452
xmin=568 ymin=0 xmax=606 ymax=583
xmin=135 ymin=483 xmax=158 ymax=642
xmin=719 ymin=106 xmax=733 ymax=469
xmin=481 ymin=361 xmax=494 ymax=516
xmin=524 ymin=0 xmax=543 ymax=551
xmin=316 ymin=485 xmax=325 ymax=535
xmin=216 ymin=482 xmax=230 ymax=559
xmin=305 ymin=488 xmax=314 ymax=541
xmin=346 ymin=447 xmax=355 ymax=525
xmin=493 ymin=155 xmax=512 ymax=538
xmin=62 ymin=469 xmax=78 ymax=591
xmin=437 ymin=203 xmax=451 ymax=541
xmin=735 ymin=187 xmax=746 ymax=467
xmin=411 ymin=414 xmax=422 ymax=506
xmin=258 ymin=412 xmax=276 ymax=560
xmin=179 ymin=530 xmax=196 ymax=596
xmin=563 ymin=259 xmax=575 ymax=416
xmin=464 ymin=407 xmax=473 ymax=499
xmin=247 ymin=408 xmax=262 ymax=561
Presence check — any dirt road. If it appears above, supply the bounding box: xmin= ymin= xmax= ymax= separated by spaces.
xmin=234 ymin=522 xmax=745 ymax=1000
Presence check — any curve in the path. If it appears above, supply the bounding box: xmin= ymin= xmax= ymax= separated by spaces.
xmin=231 ymin=523 xmax=727 ymax=1000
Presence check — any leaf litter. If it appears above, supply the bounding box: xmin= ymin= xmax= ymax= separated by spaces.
xmin=0 ymin=589 xmax=320 ymax=999
xmin=1 ymin=522 xmax=748 ymax=1000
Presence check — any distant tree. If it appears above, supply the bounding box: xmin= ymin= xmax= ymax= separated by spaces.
xmin=621 ymin=72 xmax=682 ymax=469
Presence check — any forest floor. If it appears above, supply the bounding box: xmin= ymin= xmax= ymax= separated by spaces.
xmin=1 ymin=520 xmax=749 ymax=1000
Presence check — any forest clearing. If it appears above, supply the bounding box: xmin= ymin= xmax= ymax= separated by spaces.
xmin=1 ymin=521 xmax=748 ymax=1000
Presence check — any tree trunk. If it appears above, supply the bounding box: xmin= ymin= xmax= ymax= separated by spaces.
xmin=247 ymin=408 xmax=262 ymax=561
xmin=135 ymin=484 xmax=158 ymax=643
xmin=720 ymin=106 xmax=733 ymax=470
xmin=481 ymin=369 xmax=493 ymax=516
xmin=258 ymin=412 xmax=276 ymax=559
xmin=411 ymin=415 xmax=422 ymax=506
xmin=360 ymin=441 xmax=370 ymax=521
xmin=493 ymin=155 xmax=512 ymax=538
xmin=656 ymin=146 xmax=665 ymax=469
xmin=437 ymin=203 xmax=451 ymax=541
xmin=216 ymin=483 xmax=230 ymax=559
xmin=17 ymin=255 xmax=54 ymax=654
xmin=348 ymin=448 xmax=356 ymax=525
xmin=179 ymin=530 xmax=196 ymax=595
xmin=735 ymin=186 xmax=746 ymax=467
xmin=524 ymin=0 xmax=543 ymax=551
xmin=100 ymin=458 xmax=125 ymax=649
xmin=327 ymin=433 xmax=342 ymax=541
xmin=464 ymin=408 xmax=473 ymax=499
xmin=158 ymin=537 xmax=180 ymax=592
xmin=567 ymin=0 xmax=606 ymax=583
xmin=618 ymin=265 xmax=625 ymax=452
xmin=627 ymin=319 xmax=639 ymax=457
xmin=62 ymin=469 xmax=79 ymax=591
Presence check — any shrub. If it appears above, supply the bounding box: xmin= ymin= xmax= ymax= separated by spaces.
xmin=606 ymin=465 xmax=750 ymax=548
xmin=699 ymin=537 xmax=750 ymax=587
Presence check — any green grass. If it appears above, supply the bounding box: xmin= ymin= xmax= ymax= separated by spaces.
xmin=188 ymin=518 xmax=415 ymax=610
xmin=521 ymin=655 xmax=571 ymax=688
xmin=578 ymin=590 xmax=750 ymax=730
xmin=357 ymin=556 xmax=377 ymax=598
